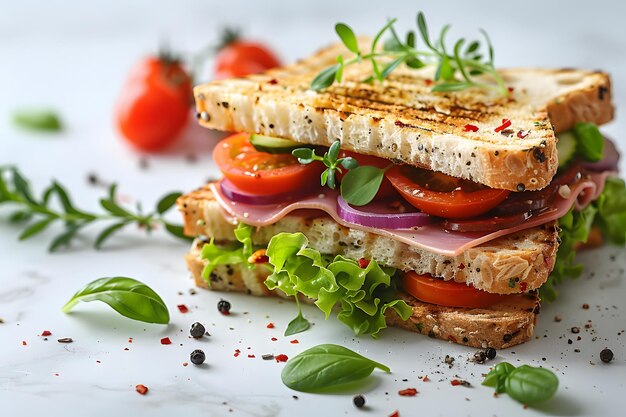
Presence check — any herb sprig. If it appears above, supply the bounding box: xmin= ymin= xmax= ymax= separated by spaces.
xmin=482 ymin=362 xmax=559 ymax=406
xmin=292 ymin=140 xmax=358 ymax=189
xmin=311 ymin=11 xmax=508 ymax=96
xmin=0 ymin=166 xmax=190 ymax=252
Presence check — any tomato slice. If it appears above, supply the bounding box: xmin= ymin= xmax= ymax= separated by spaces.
xmin=213 ymin=133 xmax=324 ymax=195
xmin=385 ymin=165 xmax=510 ymax=219
xmin=402 ymin=272 xmax=509 ymax=308
xmin=336 ymin=150 xmax=398 ymax=199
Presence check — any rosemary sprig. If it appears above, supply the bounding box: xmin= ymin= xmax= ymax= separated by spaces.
xmin=311 ymin=11 xmax=508 ymax=96
xmin=0 ymin=166 xmax=190 ymax=252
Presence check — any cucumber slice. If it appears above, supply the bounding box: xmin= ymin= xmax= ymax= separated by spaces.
xmin=556 ymin=131 xmax=577 ymax=168
xmin=250 ymin=134 xmax=304 ymax=154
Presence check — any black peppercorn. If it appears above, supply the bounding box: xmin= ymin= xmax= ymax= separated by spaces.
xmin=600 ymin=348 xmax=614 ymax=363
xmin=503 ymin=334 xmax=513 ymax=343
xmin=353 ymin=394 xmax=366 ymax=408
xmin=217 ymin=299 xmax=231 ymax=315
xmin=190 ymin=349 xmax=206 ymax=365
xmin=190 ymin=322 xmax=205 ymax=339
xmin=485 ymin=347 xmax=497 ymax=360
xmin=516 ymin=183 xmax=526 ymax=192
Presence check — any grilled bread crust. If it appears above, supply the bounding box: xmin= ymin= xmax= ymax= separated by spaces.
xmin=194 ymin=40 xmax=613 ymax=191
xmin=178 ymin=185 xmax=559 ymax=295
xmin=185 ymin=242 xmax=539 ymax=349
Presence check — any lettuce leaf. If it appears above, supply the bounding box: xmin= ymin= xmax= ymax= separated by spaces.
xmin=265 ymin=232 xmax=412 ymax=338
xmin=541 ymin=177 xmax=626 ymax=301
xmin=200 ymin=223 xmax=254 ymax=283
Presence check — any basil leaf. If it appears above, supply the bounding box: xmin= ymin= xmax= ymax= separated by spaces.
xmin=505 ymin=365 xmax=559 ymax=405
xmin=311 ymin=64 xmax=340 ymax=91
xmin=281 ymin=344 xmax=390 ymax=392
xmin=156 ymin=192 xmax=182 ymax=215
xmin=482 ymin=362 xmax=516 ymax=393
xmin=13 ymin=110 xmax=62 ymax=132
xmin=62 ymin=277 xmax=170 ymax=324
xmin=573 ymin=122 xmax=604 ymax=162
xmin=335 ymin=23 xmax=360 ymax=54
xmin=340 ymin=165 xmax=385 ymax=206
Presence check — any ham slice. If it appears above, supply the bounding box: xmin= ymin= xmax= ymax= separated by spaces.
xmin=209 ymin=171 xmax=613 ymax=257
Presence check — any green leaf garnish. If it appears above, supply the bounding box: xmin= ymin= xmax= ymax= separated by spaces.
xmin=311 ymin=11 xmax=508 ymax=96
xmin=573 ymin=122 xmax=604 ymax=162
xmin=0 ymin=166 xmax=189 ymax=251
xmin=340 ymin=165 xmax=389 ymax=206
xmin=284 ymin=298 xmax=311 ymax=336
xmin=281 ymin=344 xmax=390 ymax=392
xmin=292 ymin=140 xmax=358 ymax=190
xmin=13 ymin=110 xmax=62 ymax=132
xmin=62 ymin=277 xmax=170 ymax=324
xmin=482 ymin=362 xmax=558 ymax=406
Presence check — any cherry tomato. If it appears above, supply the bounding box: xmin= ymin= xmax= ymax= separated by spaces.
xmin=402 ymin=272 xmax=509 ymax=308
xmin=385 ymin=165 xmax=510 ymax=219
xmin=213 ymin=133 xmax=324 ymax=195
xmin=336 ymin=151 xmax=398 ymax=199
xmin=215 ymin=41 xmax=280 ymax=79
xmin=115 ymin=56 xmax=192 ymax=152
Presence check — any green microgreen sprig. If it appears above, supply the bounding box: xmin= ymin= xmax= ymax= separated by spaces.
xmin=311 ymin=11 xmax=508 ymax=96
xmin=0 ymin=166 xmax=190 ymax=252
xmin=292 ymin=140 xmax=358 ymax=190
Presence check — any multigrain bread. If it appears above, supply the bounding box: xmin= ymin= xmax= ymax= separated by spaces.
xmin=178 ymin=184 xmax=559 ymax=294
xmin=184 ymin=241 xmax=539 ymax=349
xmin=194 ymin=40 xmax=613 ymax=192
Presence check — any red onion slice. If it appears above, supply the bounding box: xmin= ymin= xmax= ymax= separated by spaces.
xmin=220 ymin=179 xmax=317 ymax=206
xmin=337 ymin=195 xmax=433 ymax=229
xmin=581 ymin=137 xmax=620 ymax=172
xmin=443 ymin=211 xmax=533 ymax=233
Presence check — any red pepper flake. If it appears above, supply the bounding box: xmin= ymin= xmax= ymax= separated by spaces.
xmin=234 ymin=349 xmax=241 ymax=357
xmin=267 ymin=79 xmax=278 ymax=85
xmin=182 ymin=362 xmax=188 ymax=367
xmin=177 ymin=304 xmax=189 ymax=313
xmin=290 ymin=339 xmax=299 ymax=344
xmin=271 ymin=337 xmax=278 ymax=341
xmin=451 ymin=379 xmax=461 ymax=386
xmin=494 ymin=118 xmax=512 ymax=133
xmin=248 ymin=354 xmax=256 ymax=358
xmin=266 ymin=322 xmax=275 ymax=329
xmin=128 ymin=338 xmax=133 ymax=343
xmin=394 ymin=120 xmax=407 ymax=128
xmin=520 ymin=282 xmax=528 ymax=292
xmin=22 ymin=341 xmax=27 ymax=346
xmin=464 ymin=124 xmax=479 ymax=132
xmin=458 ymin=263 xmax=465 ymax=270
xmin=508 ymin=87 xmax=515 ymax=93
xmin=398 ymin=388 xmax=418 ymax=396
xmin=160 ymin=337 xmax=172 ymax=345
xmin=41 ymin=330 xmax=52 ymax=337
xmin=135 ymin=384 xmax=149 ymax=395
xmin=425 ymin=79 xmax=433 ymax=86
xmin=389 ymin=411 xmax=400 ymax=417
xmin=517 ymin=130 xmax=530 ymax=139
xmin=423 ymin=375 xmax=429 ymax=382
xmin=275 ymin=354 xmax=288 ymax=363
xmin=358 ymin=258 xmax=370 ymax=269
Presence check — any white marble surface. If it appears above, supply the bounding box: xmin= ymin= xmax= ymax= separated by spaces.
xmin=1 ymin=1 xmax=626 ymax=416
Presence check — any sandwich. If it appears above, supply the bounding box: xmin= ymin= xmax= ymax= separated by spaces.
xmin=177 ymin=15 xmax=625 ymax=349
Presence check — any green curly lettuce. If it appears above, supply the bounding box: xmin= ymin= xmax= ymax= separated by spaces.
xmin=200 ymin=222 xmax=254 ymax=282
xmin=541 ymin=177 xmax=626 ymax=301
xmin=265 ymin=232 xmax=412 ymax=338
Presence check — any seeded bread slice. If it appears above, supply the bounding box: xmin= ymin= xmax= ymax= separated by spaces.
xmin=184 ymin=241 xmax=539 ymax=349
xmin=177 ymin=184 xmax=559 ymax=295
xmin=193 ymin=40 xmax=613 ymax=191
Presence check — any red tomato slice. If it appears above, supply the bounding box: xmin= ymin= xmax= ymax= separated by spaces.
xmin=213 ymin=133 xmax=323 ymax=196
xmin=385 ymin=165 xmax=510 ymax=219
xmin=336 ymin=150 xmax=398 ymax=199
xmin=402 ymin=272 xmax=509 ymax=308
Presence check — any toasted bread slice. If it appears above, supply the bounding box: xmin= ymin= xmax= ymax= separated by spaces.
xmin=185 ymin=242 xmax=539 ymax=349
xmin=178 ymin=184 xmax=559 ymax=295
xmin=194 ymin=40 xmax=613 ymax=191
